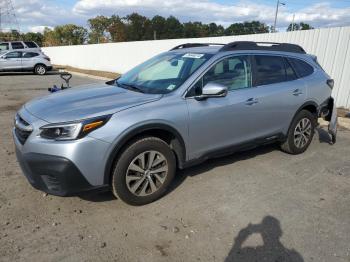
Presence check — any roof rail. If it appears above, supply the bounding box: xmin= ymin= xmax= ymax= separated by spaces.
xmin=170 ymin=43 xmax=225 ymax=51
xmin=219 ymin=41 xmax=306 ymax=54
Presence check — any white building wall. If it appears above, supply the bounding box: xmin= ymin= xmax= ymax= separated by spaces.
xmin=42 ymin=26 xmax=350 ymax=108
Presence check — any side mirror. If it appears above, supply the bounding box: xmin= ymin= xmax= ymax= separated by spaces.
xmin=195 ymin=82 xmax=228 ymax=101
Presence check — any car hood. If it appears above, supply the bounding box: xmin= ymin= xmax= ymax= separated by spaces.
xmin=24 ymin=83 xmax=162 ymax=123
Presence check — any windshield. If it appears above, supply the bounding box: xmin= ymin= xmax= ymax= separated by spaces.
xmin=116 ymin=52 xmax=213 ymax=94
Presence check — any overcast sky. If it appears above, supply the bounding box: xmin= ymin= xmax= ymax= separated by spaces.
xmin=2 ymin=0 xmax=350 ymax=32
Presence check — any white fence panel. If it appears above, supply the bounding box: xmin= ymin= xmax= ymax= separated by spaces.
xmin=43 ymin=26 xmax=350 ymax=108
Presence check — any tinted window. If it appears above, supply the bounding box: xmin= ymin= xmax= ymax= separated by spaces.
xmin=285 ymin=58 xmax=297 ymax=81
xmin=5 ymin=52 xmax=22 ymax=58
xmin=203 ymin=55 xmax=252 ymax=91
xmin=288 ymin=58 xmax=314 ymax=78
xmin=24 ymin=41 xmax=38 ymax=48
xmin=23 ymin=52 xmax=39 ymax=58
xmin=254 ymin=55 xmax=286 ymax=86
xmin=11 ymin=42 xmax=24 ymax=49
xmin=0 ymin=43 xmax=9 ymax=51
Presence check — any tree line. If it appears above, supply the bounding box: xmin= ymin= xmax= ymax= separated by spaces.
xmin=0 ymin=12 xmax=313 ymax=47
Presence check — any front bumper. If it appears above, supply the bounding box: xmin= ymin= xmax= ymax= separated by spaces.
xmin=15 ymin=150 xmax=106 ymax=196
xmin=13 ymin=108 xmax=112 ymax=196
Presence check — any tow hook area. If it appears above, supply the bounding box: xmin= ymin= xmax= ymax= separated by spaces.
xmin=322 ymin=97 xmax=337 ymax=144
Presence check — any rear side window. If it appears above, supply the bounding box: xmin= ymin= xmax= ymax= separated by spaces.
xmin=285 ymin=59 xmax=297 ymax=81
xmin=0 ymin=43 xmax=9 ymax=51
xmin=23 ymin=52 xmax=39 ymax=58
xmin=24 ymin=41 xmax=38 ymax=48
xmin=11 ymin=42 xmax=24 ymax=49
xmin=254 ymin=55 xmax=286 ymax=86
xmin=288 ymin=58 xmax=314 ymax=78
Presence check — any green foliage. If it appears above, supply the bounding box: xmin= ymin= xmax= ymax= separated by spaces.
xmin=43 ymin=24 xmax=87 ymax=46
xmin=88 ymin=15 xmax=110 ymax=43
xmin=108 ymin=15 xmax=127 ymax=42
xmin=287 ymin=22 xmax=314 ymax=31
xmin=22 ymin=32 xmax=44 ymax=46
xmin=225 ymin=21 xmax=270 ymax=36
xmin=0 ymin=30 xmax=20 ymax=41
xmin=0 ymin=13 xmax=314 ymax=46
xmin=164 ymin=16 xmax=184 ymax=39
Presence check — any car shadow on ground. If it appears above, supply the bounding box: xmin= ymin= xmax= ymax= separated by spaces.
xmin=79 ymin=127 xmax=334 ymax=203
xmin=78 ymin=144 xmax=278 ymax=203
xmin=225 ymin=216 xmax=304 ymax=262
xmin=168 ymin=143 xmax=278 ymax=195
xmin=315 ymin=127 xmax=333 ymax=144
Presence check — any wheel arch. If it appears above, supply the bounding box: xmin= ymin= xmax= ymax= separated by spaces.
xmin=103 ymin=123 xmax=186 ymax=185
xmin=297 ymin=101 xmax=319 ymax=117
xmin=34 ymin=63 xmax=47 ymax=69
xmin=283 ymin=100 xmax=319 ymax=137
xmin=33 ymin=63 xmax=47 ymax=73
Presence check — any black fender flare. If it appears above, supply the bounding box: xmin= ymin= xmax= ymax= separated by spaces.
xmin=286 ymin=100 xmax=319 ymax=133
xmin=103 ymin=123 xmax=186 ymax=184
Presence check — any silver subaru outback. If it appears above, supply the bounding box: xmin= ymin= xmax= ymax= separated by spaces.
xmin=13 ymin=41 xmax=337 ymax=205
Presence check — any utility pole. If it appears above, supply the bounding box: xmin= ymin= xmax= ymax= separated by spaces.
xmin=273 ymin=0 xmax=285 ymax=33
xmin=0 ymin=0 xmax=20 ymax=35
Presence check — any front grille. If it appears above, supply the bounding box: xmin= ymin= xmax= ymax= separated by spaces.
xmin=14 ymin=114 xmax=33 ymax=145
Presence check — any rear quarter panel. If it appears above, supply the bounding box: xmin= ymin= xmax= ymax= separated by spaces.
xmin=305 ymin=69 xmax=332 ymax=106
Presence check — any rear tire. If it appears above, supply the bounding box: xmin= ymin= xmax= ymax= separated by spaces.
xmin=34 ymin=64 xmax=47 ymax=75
xmin=112 ymin=137 xmax=176 ymax=206
xmin=280 ymin=110 xmax=316 ymax=154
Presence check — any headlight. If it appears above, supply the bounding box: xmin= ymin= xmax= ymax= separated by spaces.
xmin=40 ymin=115 xmax=111 ymax=141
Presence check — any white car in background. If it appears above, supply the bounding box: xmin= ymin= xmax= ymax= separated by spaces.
xmin=0 ymin=50 xmax=52 ymax=75
xmin=0 ymin=41 xmax=41 ymax=52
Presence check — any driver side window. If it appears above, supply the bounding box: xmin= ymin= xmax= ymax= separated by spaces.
xmin=189 ymin=55 xmax=252 ymax=96
xmin=5 ymin=51 xmax=22 ymax=59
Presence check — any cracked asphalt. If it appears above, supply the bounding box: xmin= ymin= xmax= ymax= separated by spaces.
xmin=0 ymin=72 xmax=349 ymax=262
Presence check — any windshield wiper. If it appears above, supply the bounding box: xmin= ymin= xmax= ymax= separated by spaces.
xmin=116 ymin=81 xmax=145 ymax=93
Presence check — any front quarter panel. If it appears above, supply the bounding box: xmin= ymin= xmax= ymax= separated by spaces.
xmin=87 ymin=95 xmax=189 ymax=165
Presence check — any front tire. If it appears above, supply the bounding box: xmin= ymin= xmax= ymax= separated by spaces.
xmin=112 ymin=137 xmax=176 ymax=205
xmin=34 ymin=64 xmax=47 ymax=75
xmin=280 ymin=110 xmax=316 ymax=154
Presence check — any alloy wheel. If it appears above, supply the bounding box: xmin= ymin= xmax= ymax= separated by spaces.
xmin=125 ymin=150 xmax=168 ymax=196
xmin=36 ymin=65 xmax=46 ymax=75
xmin=293 ymin=118 xmax=312 ymax=148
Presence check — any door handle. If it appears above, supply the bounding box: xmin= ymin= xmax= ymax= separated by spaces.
xmin=293 ymin=89 xmax=303 ymax=96
xmin=245 ymin=98 xmax=259 ymax=105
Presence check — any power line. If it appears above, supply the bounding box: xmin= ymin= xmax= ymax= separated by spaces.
xmin=0 ymin=0 xmax=20 ymax=33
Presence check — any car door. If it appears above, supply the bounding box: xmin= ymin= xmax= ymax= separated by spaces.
xmin=1 ymin=51 xmax=22 ymax=70
xmin=22 ymin=52 xmax=38 ymax=69
xmin=186 ymin=55 xmax=262 ymax=159
xmin=248 ymin=54 xmax=307 ymax=138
